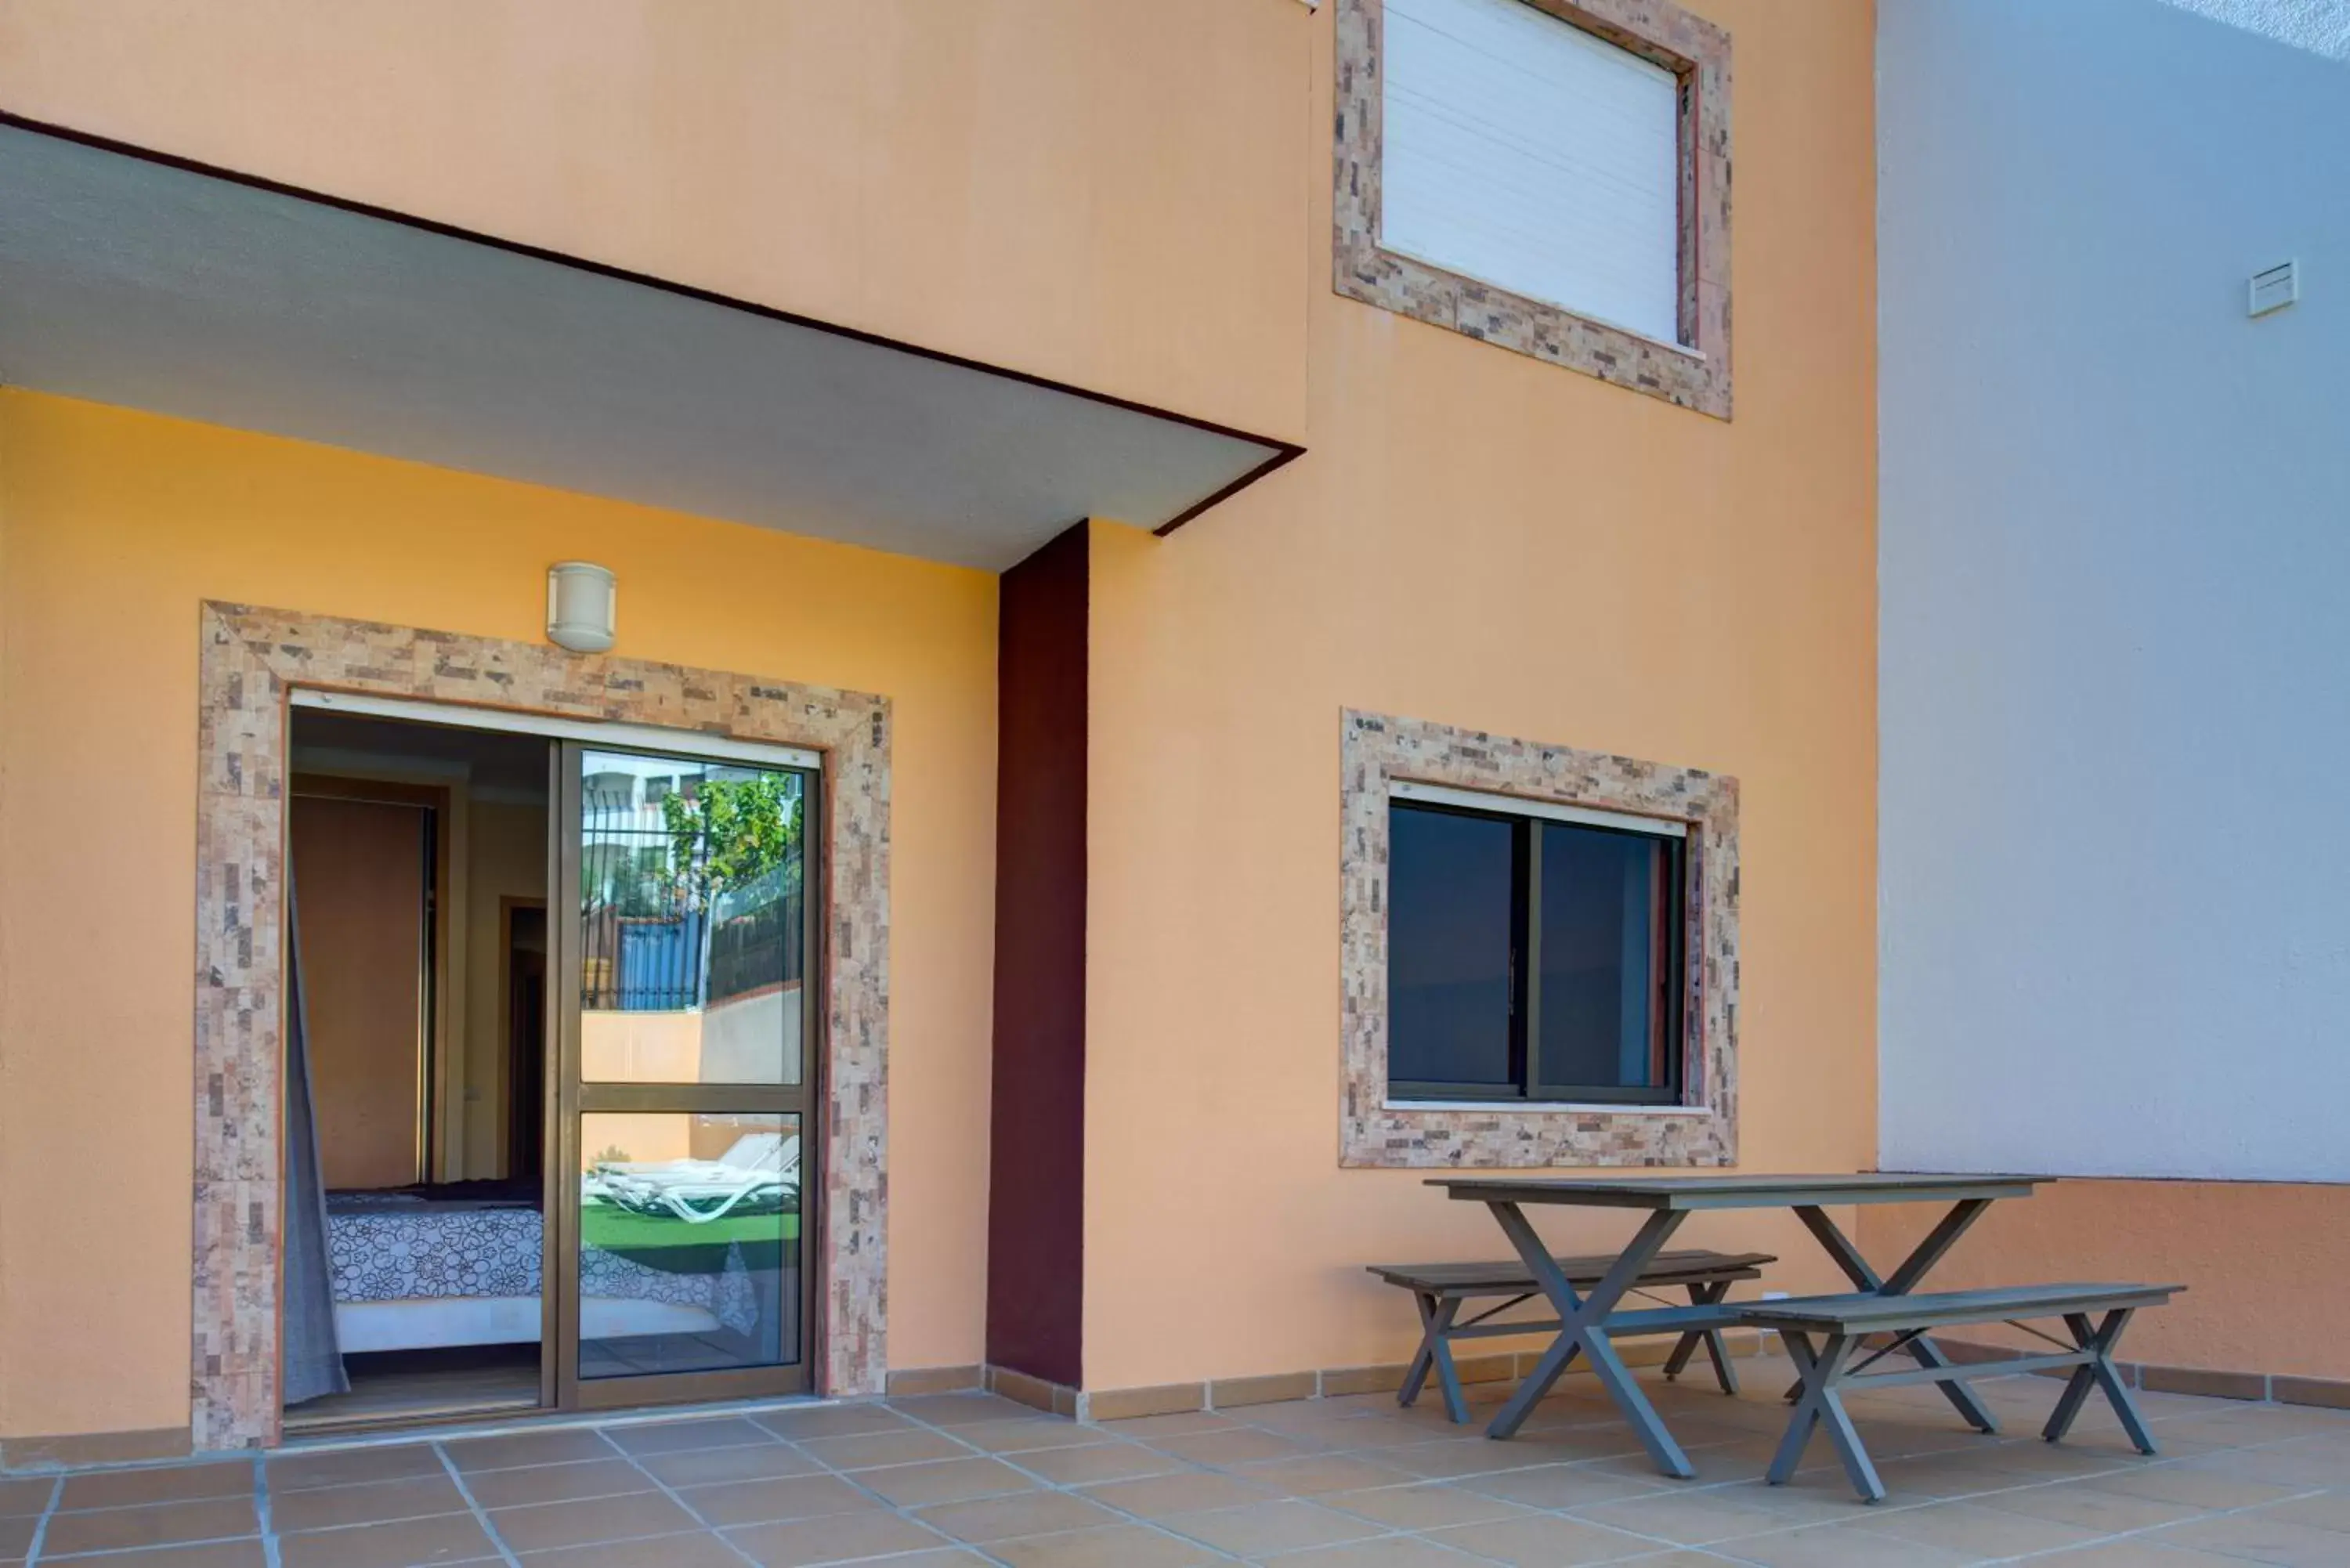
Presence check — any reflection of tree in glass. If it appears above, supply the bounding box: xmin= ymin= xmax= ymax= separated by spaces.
xmin=660 ymin=775 xmax=802 ymax=1006
xmin=591 ymin=1143 xmax=633 ymax=1166
xmin=662 ymin=775 xmax=802 ymax=913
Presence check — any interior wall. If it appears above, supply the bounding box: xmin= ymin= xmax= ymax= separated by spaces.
xmin=289 ymin=793 xmax=432 ymax=1190
xmin=1082 ymin=0 xmax=1880 ymax=1389
xmin=0 ymin=389 xmax=997 ymax=1440
xmin=1878 ymin=0 xmax=2350 ymax=1183
xmin=463 ymin=799 xmax=548 ymax=1177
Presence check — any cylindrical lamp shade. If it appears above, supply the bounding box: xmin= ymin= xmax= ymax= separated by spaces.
xmin=546 ymin=562 xmax=617 ymax=653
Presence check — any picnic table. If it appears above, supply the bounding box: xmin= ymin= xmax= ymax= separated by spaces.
xmin=1429 ymin=1172 xmax=2045 ymax=1480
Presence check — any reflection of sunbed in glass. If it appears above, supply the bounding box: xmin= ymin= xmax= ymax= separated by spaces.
xmin=587 ymin=1133 xmax=799 ymax=1223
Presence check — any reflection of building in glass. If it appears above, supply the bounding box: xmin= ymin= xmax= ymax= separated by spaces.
xmin=579 ymin=755 xmax=804 ymax=1014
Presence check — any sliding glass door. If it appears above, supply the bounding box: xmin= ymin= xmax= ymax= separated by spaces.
xmin=551 ymin=742 xmax=816 ymax=1409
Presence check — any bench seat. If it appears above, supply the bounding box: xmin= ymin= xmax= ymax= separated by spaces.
xmin=1728 ymin=1281 xmax=2183 ymax=1502
xmin=1368 ymin=1248 xmax=1775 ymax=1422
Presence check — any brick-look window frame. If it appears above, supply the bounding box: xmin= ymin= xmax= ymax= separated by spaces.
xmin=1340 ymin=710 xmax=1739 ymax=1168
xmin=1332 ymin=0 xmax=1734 ymax=418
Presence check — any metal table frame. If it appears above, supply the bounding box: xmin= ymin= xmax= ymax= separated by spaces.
xmin=1431 ymin=1174 xmax=2044 ymax=1480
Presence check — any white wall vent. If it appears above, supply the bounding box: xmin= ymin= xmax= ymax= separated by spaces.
xmin=1381 ymin=0 xmax=1683 ymax=345
xmin=2249 ymin=259 xmax=2300 ymax=317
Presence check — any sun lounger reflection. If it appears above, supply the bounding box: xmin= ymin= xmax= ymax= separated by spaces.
xmin=586 ymin=1133 xmax=798 ymax=1223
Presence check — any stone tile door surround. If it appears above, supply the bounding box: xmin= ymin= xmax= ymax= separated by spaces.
xmin=193 ymin=603 xmax=892 ymax=1450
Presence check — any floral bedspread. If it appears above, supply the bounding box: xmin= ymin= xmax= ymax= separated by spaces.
xmin=324 ymin=1195 xmax=755 ymax=1331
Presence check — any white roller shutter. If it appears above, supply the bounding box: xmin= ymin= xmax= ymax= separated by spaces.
xmin=1382 ymin=0 xmax=1683 ymax=346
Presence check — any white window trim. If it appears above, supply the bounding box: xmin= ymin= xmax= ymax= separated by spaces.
xmin=291 ymin=688 xmax=825 ymax=773
xmin=1390 ymin=777 xmax=1687 ymax=837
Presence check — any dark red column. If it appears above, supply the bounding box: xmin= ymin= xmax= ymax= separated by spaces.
xmin=985 ymin=522 xmax=1089 ymax=1387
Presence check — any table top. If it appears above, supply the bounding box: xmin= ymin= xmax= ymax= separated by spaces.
xmin=1428 ymin=1172 xmax=2045 ymax=1212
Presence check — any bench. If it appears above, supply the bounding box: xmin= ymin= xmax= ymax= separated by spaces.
xmin=1730 ymin=1281 xmax=2183 ymax=1502
xmin=1368 ymin=1249 xmax=1775 ymax=1423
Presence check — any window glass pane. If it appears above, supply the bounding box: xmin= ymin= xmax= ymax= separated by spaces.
xmin=1389 ymin=804 xmax=1517 ymax=1089
xmin=1537 ymin=824 xmax=1672 ymax=1092
xmin=579 ymin=1111 xmax=800 ymax=1378
xmin=578 ymin=751 xmax=806 ymax=1085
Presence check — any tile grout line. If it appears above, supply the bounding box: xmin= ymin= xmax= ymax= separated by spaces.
xmin=877 ymin=1396 xmax=1698 ymax=1568
xmin=1986 ymin=1480 xmax=2343 ymax=1565
xmin=1205 ymin=1378 xmax=2317 ymax=1562
xmin=430 ymin=1440 xmax=526 ymax=1567
xmin=873 ymin=1400 xmax=1267 ymax=1566
xmin=1094 ymin=1395 xmax=1882 ymax=1563
xmin=16 ymin=1378 xmax=2339 ymax=1566
xmin=17 ymin=1474 xmax=63 ymax=1567
xmin=754 ymin=1414 xmax=1052 ymax=1568
xmin=598 ymin=1429 xmax=773 ymax=1568
xmin=251 ymin=1452 xmax=282 ymax=1568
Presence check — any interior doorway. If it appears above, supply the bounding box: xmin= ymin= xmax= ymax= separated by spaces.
xmin=282 ymin=712 xmax=551 ymax=1430
xmin=279 ymin=705 xmax=816 ymax=1433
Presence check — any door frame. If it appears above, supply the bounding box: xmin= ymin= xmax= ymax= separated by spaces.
xmin=548 ymin=738 xmax=822 ymax=1411
xmin=193 ymin=602 xmax=893 ymax=1451
xmin=497 ymin=896 xmax=548 ymax=1186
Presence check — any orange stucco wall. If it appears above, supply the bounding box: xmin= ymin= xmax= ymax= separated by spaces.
xmin=1862 ymin=1180 xmax=2350 ymax=1383
xmin=1 ymin=0 xmax=1885 ymax=1409
xmin=0 ymin=391 xmax=998 ymax=1439
xmin=1083 ymin=0 xmax=1880 ymax=1389
xmin=0 ymin=0 xmax=1310 ymax=445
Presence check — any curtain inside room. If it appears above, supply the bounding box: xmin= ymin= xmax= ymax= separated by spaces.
xmin=281 ymin=876 xmax=349 ymax=1405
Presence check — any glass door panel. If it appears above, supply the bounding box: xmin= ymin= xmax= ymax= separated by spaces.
xmin=577 ymin=1111 xmax=801 ymax=1379
xmin=577 ymin=750 xmax=806 ymax=1086
xmin=555 ymin=741 xmax=815 ymax=1410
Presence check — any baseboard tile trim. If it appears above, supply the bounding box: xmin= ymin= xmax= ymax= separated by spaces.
xmin=884 ymin=1364 xmax=985 ymax=1398
xmin=1918 ymin=1339 xmax=2349 ymax=1410
xmin=985 ymin=1329 xmax=1773 ymax=1426
xmin=1 ymin=1426 xmax=193 ymax=1472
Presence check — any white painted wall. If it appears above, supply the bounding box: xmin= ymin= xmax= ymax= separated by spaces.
xmin=1878 ymin=0 xmax=2350 ymax=1181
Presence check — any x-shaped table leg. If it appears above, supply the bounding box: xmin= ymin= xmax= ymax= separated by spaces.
xmin=1770 ymin=1331 xmax=1885 ymax=1501
xmin=1398 ymin=1292 xmax=1470 ymax=1424
xmin=1661 ymin=1278 xmax=1740 ymax=1395
xmin=1788 ymin=1200 xmax=1999 ymax=1433
xmin=1483 ymin=1203 xmax=1696 ymax=1479
xmin=2044 ymin=1309 xmax=2157 ymax=1454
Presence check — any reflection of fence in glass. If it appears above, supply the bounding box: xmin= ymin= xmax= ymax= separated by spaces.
xmin=580 ymin=765 xmax=804 ymax=1013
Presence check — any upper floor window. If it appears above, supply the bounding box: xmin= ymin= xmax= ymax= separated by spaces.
xmin=1332 ymin=0 xmax=1733 ymax=417
xmin=1386 ymin=782 xmax=1684 ymax=1104
xmin=1382 ymin=0 xmax=1680 ymax=345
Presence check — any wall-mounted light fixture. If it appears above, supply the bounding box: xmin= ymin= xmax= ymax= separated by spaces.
xmin=546 ymin=561 xmax=617 ymax=653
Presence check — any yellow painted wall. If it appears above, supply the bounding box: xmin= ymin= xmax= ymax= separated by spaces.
xmin=0 ymin=390 xmax=998 ymax=1439
xmin=1082 ymin=0 xmax=1880 ymax=1389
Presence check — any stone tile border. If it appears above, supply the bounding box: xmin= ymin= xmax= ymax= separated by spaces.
xmin=1333 ymin=0 xmax=1734 ymax=417
xmin=193 ymin=602 xmax=891 ymax=1449
xmin=1339 ymin=709 xmax=1738 ymax=1168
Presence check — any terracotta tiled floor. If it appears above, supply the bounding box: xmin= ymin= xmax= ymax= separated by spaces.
xmin=3 ymin=1358 xmax=2345 ymax=1566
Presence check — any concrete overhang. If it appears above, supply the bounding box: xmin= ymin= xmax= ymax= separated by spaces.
xmin=0 ymin=117 xmax=1301 ymax=570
